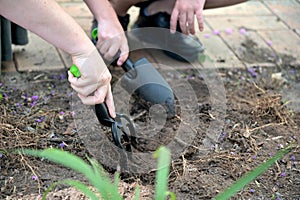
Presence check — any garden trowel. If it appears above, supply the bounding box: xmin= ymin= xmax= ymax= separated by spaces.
xmin=91 ymin=28 xmax=176 ymax=117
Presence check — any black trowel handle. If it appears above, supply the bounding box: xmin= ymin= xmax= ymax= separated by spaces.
xmin=94 ymin=103 xmax=115 ymax=127
xmin=122 ymin=57 xmax=134 ymax=72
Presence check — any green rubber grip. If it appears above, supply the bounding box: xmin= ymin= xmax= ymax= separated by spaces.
xmin=91 ymin=28 xmax=98 ymax=40
xmin=70 ymin=64 xmax=81 ymax=78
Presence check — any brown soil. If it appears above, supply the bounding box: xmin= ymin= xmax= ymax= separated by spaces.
xmin=1 ymin=40 xmax=299 ymax=199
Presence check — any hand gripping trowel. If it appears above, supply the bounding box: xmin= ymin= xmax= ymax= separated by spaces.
xmin=91 ymin=28 xmax=176 ymax=117
xmin=69 ymin=29 xmax=176 ymax=150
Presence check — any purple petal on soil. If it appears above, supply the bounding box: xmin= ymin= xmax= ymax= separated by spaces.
xmin=280 ymin=172 xmax=286 ymax=177
xmin=0 ymin=83 xmax=2 ymax=87
xmin=290 ymin=69 xmax=295 ymax=75
xmin=0 ymin=153 xmax=3 ymax=158
xmin=68 ymin=92 xmax=74 ymax=97
xmin=186 ymin=75 xmax=195 ymax=80
xmin=291 ymin=155 xmax=296 ymax=161
xmin=32 ymin=175 xmax=38 ymax=181
xmin=51 ymin=90 xmax=56 ymax=95
xmin=252 ymin=155 xmax=257 ymax=159
xmin=70 ymin=111 xmax=76 ymax=117
xmin=221 ymin=132 xmax=227 ymax=140
xmin=247 ymin=68 xmax=257 ymax=78
xmin=52 ymin=75 xmax=59 ymax=80
xmin=36 ymin=118 xmax=43 ymax=123
xmin=271 ymin=52 xmax=276 ymax=57
xmin=59 ymin=142 xmax=65 ymax=148
xmin=31 ymin=95 xmax=39 ymax=101
xmin=269 ymin=153 xmax=273 ymax=157
xmin=266 ymin=40 xmax=272 ymax=46
xmin=225 ymin=28 xmax=233 ymax=35
xmin=3 ymin=93 xmax=7 ymax=97
xmin=60 ymin=74 xmax=66 ymax=80
xmin=198 ymin=73 xmax=204 ymax=80
xmin=249 ymin=189 xmax=255 ymax=193
xmin=30 ymin=101 xmax=37 ymax=107
xmin=59 ymin=111 xmax=65 ymax=115
xmin=204 ymin=33 xmax=210 ymax=38
xmin=239 ymin=28 xmax=247 ymax=35
xmin=15 ymin=103 xmax=22 ymax=107
xmin=213 ymin=29 xmax=220 ymax=35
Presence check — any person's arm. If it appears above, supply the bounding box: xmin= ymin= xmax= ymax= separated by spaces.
xmin=84 ymin=0 xmax=129 ymax=66
xmin=0 ymin=0 xmax=116 ymax=117
xmin=0 ymin=0 xmax=93 ymax=56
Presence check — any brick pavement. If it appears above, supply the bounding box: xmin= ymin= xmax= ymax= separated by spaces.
xmin=1 ymin=0 xmax=300 ymax=73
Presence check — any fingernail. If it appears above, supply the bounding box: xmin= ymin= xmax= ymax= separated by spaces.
xmin=170 ymin=29 xmax=175 ymax=34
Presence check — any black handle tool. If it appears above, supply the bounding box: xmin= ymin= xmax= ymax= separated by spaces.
xmin=70 ymin=65 xmax=136 ymax=151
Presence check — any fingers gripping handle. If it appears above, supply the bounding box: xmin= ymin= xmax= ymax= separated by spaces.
xmin=91 ymin=28 xmax=134 ymax=72
xmin=69 ymin=64 xmax=115 ymax=127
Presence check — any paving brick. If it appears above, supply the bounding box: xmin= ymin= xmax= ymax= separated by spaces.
xmin=216 ymin=29 xmax=276 ymax=67
xmin=196 ymin=30 xmax=244 ymax=69
xmin=59 ymin=2 xmax=92 ymax=18
xmin=14 ymin=32 xmax=65 ymax=72
xmin=263 ymin=0 xmax=300 ymax=29
xmin=206 ymin=16 xmax=288 ymax=31
xmin=204 ymin=0 xmax=272 ymax=16
xmin=258 ymin=30 xmax=300 ymax=64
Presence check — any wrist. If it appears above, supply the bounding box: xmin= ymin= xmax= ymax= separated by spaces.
xmin=71 ymin=40 xmax=96 ymax=58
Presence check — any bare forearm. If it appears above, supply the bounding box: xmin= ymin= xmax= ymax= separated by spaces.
xmin=84 ymin=0 xmax=118 ymax=22
xmin=0 ymin=0 xmax=94 ymax=55
xmin=204 ymin=0 xmax=247 ymax=9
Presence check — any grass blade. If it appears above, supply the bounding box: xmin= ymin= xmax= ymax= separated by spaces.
xmin=215 ymin=145 xmax=294 ymax=200
xmin=20 ymin=148 xmax=95 ymax=181
xmin=153 ymin=146 xmax=171 ymax=200
xmin=20 ymin=148 xmax=123 ymax=200
xmin=133 ymin=186 xmax=140 ymax=200
xmin=86 ymin=156 xmax=110 ymax=199
xmin=87 ymin=157 xmax=123 ymax=200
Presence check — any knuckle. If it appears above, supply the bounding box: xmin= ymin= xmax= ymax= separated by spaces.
xmin=101 ymin=71 xmax=112 ymax=84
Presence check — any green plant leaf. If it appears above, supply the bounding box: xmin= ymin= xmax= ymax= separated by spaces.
xmin=166 ymin=191 xmax=176 ymax=200
xmin=153 ymin=146 xmax=172 ymax=200
xmin=86 ymin=156 xmax=110 ymax=199
xmin=133 ymin=186 xmax=140 ymax=200
xmin=20 ymin=148 xmax=122 ymax=200
xmin=42 ymin=180 xmax=99 ymax=200
xmin=87 ymin=157 xmax=122 ymax=200
xmin=21 ymin=148 xmax=94 ymax=179
xmin=214 ymin=145 xmax=294 ymax=200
